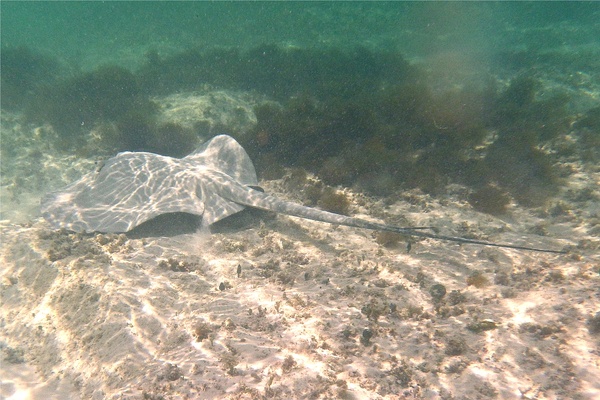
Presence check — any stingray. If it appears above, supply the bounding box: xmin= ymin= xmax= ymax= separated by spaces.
xmin=41 ymin=135 xmax=565 ymax=254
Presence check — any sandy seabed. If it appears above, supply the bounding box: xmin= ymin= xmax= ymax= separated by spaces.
xmin=1 ymin=94 xmax=599 ymax=400
xmin=1 ymin=175 xmax=599 ymax=400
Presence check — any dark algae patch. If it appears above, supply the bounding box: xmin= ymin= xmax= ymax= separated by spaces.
xmin=6 ymin=44 xmax=574 ymax=209
xmin=468 ymin=184 xmax=511 ymax=215
xmin=21 ymin=63 xmax=199 ymax=156
xmin=241 ymin=59 xmax=568 ymax=207
xmin=1 ymin=46 xmax=62 ymax=111
xmin=25 ymin=66 xmax=151 ymax=150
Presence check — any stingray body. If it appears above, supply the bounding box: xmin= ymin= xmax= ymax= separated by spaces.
xmin=41 ymin=135 xmax=564 ymax=253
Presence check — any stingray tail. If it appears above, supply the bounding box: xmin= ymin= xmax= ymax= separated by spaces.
xmin=229 ymin=186 xmax=566 ymax=254
xmin=369 ymin=223 xmax=567 ymax=253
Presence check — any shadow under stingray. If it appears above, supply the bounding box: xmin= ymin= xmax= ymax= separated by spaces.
xmin=126 ymin=208 xmax=276 ymax=238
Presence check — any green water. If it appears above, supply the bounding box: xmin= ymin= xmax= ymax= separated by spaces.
xmin=3 ymin=2 xmax=598 ymax=69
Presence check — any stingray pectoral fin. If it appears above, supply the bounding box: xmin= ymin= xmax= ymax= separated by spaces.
xmin=200 ymin=199 xmax=246 ymax=227
xmin=41 ymin=151 xmax=207 ymax=233
xmin=40 ymin=135 xmax=260 ymax=233
xmin=41 ymin=180 xmax=207 ymax=233
xmin=186 ymin=135 xmax=259 ymax=188
xmin=194 ymin=171 xmax=249 ymax=227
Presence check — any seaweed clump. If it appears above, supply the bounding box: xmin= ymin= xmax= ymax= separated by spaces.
xmin=468 ymin=184 xmax=511 ymax=215
xmin=10 ymin=43 xmax=572 ymax=207
xmin=243 ymin=65 xmax=569 ymax=207
xmin=466 ymin=271 xmax=489 ymax=288
xmin=27 ymin=66 xmax=145 ymax=141
xmin=246 ymin=81 xmax=492 ymax=196
xmin=575 ymin=106 xmax=600 ymax=162
xmin=24 ymin=64 xmax=198 ymax=156
xmin=1 ymin=46 xmax=61 ymax=110
xmin=100 ymin=116 xmax=198 ymax=157
xmin=247 ymin=96 xmax=379 ymax=173
xmin=484 ymin=135 xmax=559 ymax=207
xmin=480 ymin=76 xmax=571 ymax=206
xmin=316 ymin=187 xmax=351 ymax=215
xmin=374 ymin=231 xmax=406 ymax=249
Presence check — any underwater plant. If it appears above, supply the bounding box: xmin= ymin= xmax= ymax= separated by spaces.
xmin=484 ymin=135 xmax=560 ymax=207
xmin=1 ymin=46 xmax=61 ymax=111
xmin=468 ymin=184 xmax=511 ymax=215
xmin=26 ymin=65 xmax=153 ymax=150
xmin=316 ymin=187 xmax=351 ymax=215
xmin=17 ymin=43 xmax=571 ymax=210
xmin=22 ymin=63 xmax=201 ymax=156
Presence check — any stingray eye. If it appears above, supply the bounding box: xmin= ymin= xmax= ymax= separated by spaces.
xmin=249 ymin=185 xmax=265 ymax=193
xmin=95 ymin=160 xmax=106 ymax=172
